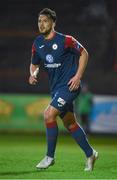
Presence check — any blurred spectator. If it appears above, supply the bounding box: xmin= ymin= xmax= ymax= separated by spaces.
xmin=75 ymin=84 xmax=93 ymax=133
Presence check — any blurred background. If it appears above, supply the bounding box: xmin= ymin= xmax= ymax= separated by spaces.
xmin=0 ymin=0 xmax=117 ymax=134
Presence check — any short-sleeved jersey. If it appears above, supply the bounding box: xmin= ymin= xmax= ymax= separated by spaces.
xmin=31 ymin=31 xmax=84 ymax=94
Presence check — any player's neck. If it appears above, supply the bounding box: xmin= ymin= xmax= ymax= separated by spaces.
xmin=44 ymin=30 xmax=56 ymax=40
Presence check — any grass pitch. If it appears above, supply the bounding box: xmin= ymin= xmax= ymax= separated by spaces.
xmin=0 ymin=133 xmax=117 ymax=179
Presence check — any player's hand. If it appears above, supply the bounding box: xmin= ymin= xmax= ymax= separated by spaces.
xmin=68 ymin=75 xmax=81 ymax=91
xmin=29 ymin=76 xmax=38 ymax=85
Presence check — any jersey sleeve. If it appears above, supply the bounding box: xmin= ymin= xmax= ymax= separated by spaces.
xmin=31 ymin=43 xmax=41 ymax=65
xmin=64 ymin=35 xmax=84 ymax=55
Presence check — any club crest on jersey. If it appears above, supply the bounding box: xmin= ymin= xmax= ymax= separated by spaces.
xmin=52 ymin=44 xmax=58 ymax=50
xmin=46 ymin=54 xmax=54 ymax=63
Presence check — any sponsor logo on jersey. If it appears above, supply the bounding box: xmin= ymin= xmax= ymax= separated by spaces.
xmin=46 ymin=54 xmax=54 ymax=63
xmin=45 ymin=63 xmax=61 ymax=68
xmin=57 ymin=97 xmax=66 ymax=107
xmin=52 ymin=44 xmax=58 ymax=50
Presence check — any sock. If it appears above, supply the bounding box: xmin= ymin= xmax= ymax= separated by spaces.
xmin=45 ymin=121 xmax=58 ymax=158
xmin=68 ymin=123 xmax=93 ymax=157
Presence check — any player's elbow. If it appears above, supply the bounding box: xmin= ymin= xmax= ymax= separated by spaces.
xmin=82 ymin=48 xmax=89 ymax=61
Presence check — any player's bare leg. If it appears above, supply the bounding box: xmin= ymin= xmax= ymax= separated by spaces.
xmin=36 ymin=105 xmax=60 ymax=169
xmin=62 ymin=112 xmax=98 ymax=171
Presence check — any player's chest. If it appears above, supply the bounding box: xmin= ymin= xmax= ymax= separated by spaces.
xmin=38 ymin=41 xmax=65 ymax=63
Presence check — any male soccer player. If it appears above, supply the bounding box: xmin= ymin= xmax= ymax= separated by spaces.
xmin=29 ymin=8 xmax=98 ymax=171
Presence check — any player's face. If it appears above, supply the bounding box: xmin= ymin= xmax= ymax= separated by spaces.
xmin=38 ymin=15 xmax=54 ymax=36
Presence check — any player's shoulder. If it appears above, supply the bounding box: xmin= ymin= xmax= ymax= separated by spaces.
xmin=64 ymin=34 xmax=78 ymax=48
xmin=55 ymin=31 xmax=66 ymax=40
xmin=56 ymin=32 xmax=75 ymax=41
xmin=65 ymin=34 xmax=77 ymax=42
xmin=56 ymin=32 xmax=77 ymax=44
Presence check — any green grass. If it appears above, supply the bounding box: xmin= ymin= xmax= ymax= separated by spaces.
xmin=0 ymin=134 xmax=117 ymax=179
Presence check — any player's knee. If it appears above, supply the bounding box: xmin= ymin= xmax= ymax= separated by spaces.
xmin=44 ymin=109 xmax=55 ymax=123
xmin=63 ymin=116 xmax=76 ymax=129
xmin=44 ymin=109 xmax=50 ymax=121
xmin=63 ymin=120 xmax=71 ymax=129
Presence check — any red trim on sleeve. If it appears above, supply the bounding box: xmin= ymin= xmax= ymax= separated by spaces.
xmin=79 ymin=47 xmax=84 ymax=53
xmin=32 ymin=44 xmax=36 ymax=55
xmin=64 ymin=35 xmax=84 ymax=56
xmin=65 ymin=35 xmax=77 ymax=49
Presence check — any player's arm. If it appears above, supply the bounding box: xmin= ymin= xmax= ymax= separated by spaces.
xmin=65 ymin=36 xmax=88 ymax=91
xmin=29 ymin=64 xmax=40 ymax=85
xmin=29 ymin=43 xmax=40 ymax=85
xmin=68 ymin=48 xmax=88 ymax=91
xmin=76 ymin=48 xmax=88 ymax=79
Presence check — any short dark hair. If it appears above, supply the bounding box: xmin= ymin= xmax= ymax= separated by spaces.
xmin=39 ymin=8 xmax=56 ymax=22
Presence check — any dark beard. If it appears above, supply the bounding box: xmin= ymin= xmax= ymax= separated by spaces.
xmin=40 ymin=28 xmax=52 ymax=37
